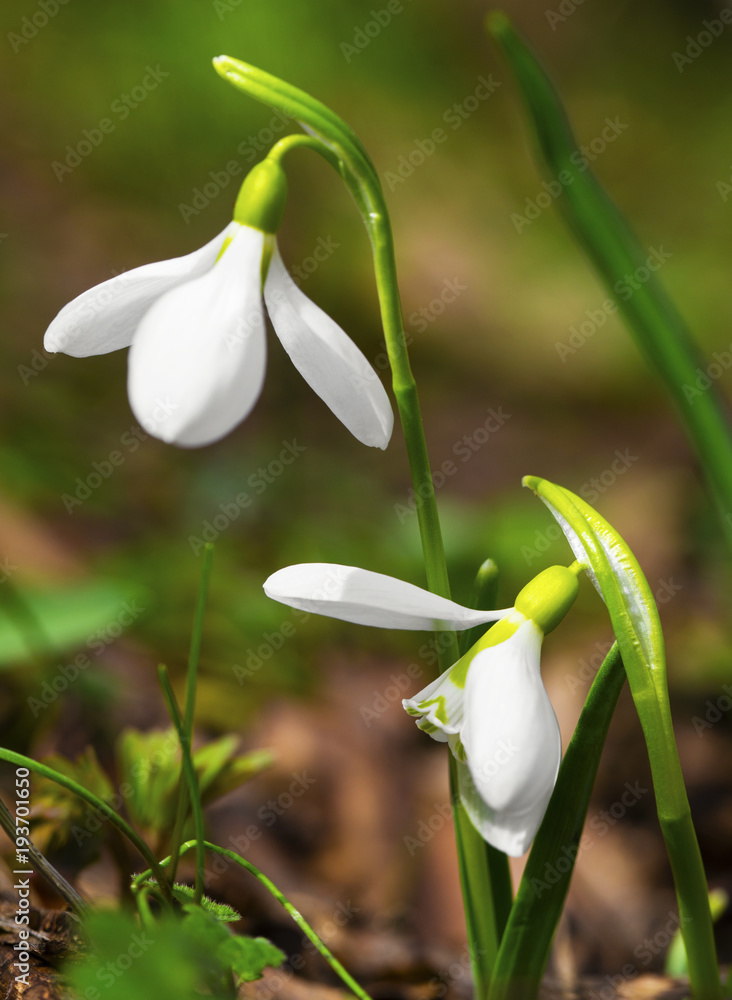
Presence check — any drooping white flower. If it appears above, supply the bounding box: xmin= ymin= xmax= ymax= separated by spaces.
xmin=263 ymin=562 xmax=579 ymax=856
xmin=43 ymin=160 xmax=393 ymax=450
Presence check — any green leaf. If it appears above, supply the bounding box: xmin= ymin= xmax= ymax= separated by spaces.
xmin=116 ymin=727 xmax=181 ymax=835
xmin=171 ymin=883 xmax=240 ymax=922
xmin=489 ymin=644 xmax=625 ymax=999
xmin=523 ymin=475 xmax=722 ymax=999
xmin=192 ymin=733 xmax=238 ymax=794
xmin=0 ymin=580 xmax=146 ymax=667
xmin=67 ymin=908 xmax=284 ymax=1000
xmin=218 ymin=933 xmax=286 ymax=984
xmin=66 ymin=910 xmax=212 ymax=1000
xmin=487 ymin=11 xmax=732 ymax=545
xmin=201 ymin=746 xmax=274 ymax=803
xmin=117 ymin=724 xmax=273 ymax=847
xmin=31 ymin=746 xmax=114 ymax=854
xmin=182 ymin=905 xmax=284 ymax=984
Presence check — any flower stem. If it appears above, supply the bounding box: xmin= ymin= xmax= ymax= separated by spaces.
xmin=368 ymin=204 xmax=505 ymax=997
xmin=526 ymin=478 xmax=721 ymax=998
xmin=642 ymin=702 xmax=721 ymax=999
xmin=284 ymin=135 xmax=500 ymax=992
xmin=217 ymin=78 xmax=500 ymax=996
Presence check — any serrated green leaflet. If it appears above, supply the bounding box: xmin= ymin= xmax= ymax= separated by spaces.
xmin=171 ymin=884 xmax=241 ymax=923
xmin=181 ymin=905 xmax=284 ymax=984
xmin=66 ymin=908 xmax=283 ymax=1000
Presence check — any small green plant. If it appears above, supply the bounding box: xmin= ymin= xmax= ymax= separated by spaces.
xmin=2 ymin=10 xmax=728 ymax=999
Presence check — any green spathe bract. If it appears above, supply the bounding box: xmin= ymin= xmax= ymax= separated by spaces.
xmin=523 ymin=475 xmax=721 ymax=999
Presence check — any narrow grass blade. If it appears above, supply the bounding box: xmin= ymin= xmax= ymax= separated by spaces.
xmin=488 ymin=11 xmax=732 ymax=544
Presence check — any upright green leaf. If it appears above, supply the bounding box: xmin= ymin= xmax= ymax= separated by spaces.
xmin=489 ymin=645 xmax=625 ymax=999
xmin=523 ymin=476 xmax=721 ymax=999
xmin=488 ymin=11 xmax=732 ymax=545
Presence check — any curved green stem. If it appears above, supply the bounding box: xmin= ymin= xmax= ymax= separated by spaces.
xmin=134 ymin=841 xmax=372 ymax=1000
xmin=268 ymin=133 xmax=341 ymax=168
xmin=215 ymin=60 xmax=501 ymax=994
xmin=0 ymin=747 xmax=170 ymax=896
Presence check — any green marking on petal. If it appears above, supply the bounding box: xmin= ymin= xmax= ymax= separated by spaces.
xmin=417 ymin=719 xmax=439 ymax=735
xmin=215 ymin=233 xmax=235 ymax=263
xmin=514 ymin=564 xmax=579 ymax=634
xmin=450 ymin=613 xmax=525 ymax=689
xmin=405 ymin=706 xmax=422 ymax=717
xmin=419 ymin=695 xmax=448 ymax=724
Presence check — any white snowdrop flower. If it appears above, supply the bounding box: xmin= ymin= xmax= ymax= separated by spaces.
xmin=44 ymin=160 xmax=393 ymax=449
xmin=263 ymin=561 xmax=579 ymax=856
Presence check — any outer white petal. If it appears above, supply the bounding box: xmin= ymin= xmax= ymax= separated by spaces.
xmin=263 ymin=563 xmax=512 ymax=630
xmin=402 ymin=665 xmax=465 ymax=743
xmin=264 ymin=246 xmax=393 ymax=449
xmin=44 ymin=223 xmax=238 ymax=358
xmin=459 ymin=620 xmax=560 ymax=856
xmin=127 ymin=224 xmax=267 ymax=448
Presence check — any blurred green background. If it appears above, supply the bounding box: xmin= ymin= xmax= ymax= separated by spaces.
xmin=2 ymin=0 xmax=732 ymax=976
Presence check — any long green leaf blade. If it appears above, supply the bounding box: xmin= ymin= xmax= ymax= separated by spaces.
xmin=524 ymin=476 xmax=721 ymax=999
xmin=488 ymin=11 xmax=732 ymax=544
xmin=490 ymin=644 xmax=625 ymax=999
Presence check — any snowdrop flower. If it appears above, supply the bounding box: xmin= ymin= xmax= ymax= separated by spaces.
xmin=263 ymin=561 xmax=580 ymax=856
xmin=43 ymin=159 xmax=393 ymax=449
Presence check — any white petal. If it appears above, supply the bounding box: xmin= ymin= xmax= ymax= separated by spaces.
xmin=459 ymin=620 xmax=560 ymax=856
xmin=264 ymin=246 xmax=393 ymax=449
xmin=127 ymin=224 xmax=267 ymax=448
xmin=44 ymin=223 xmax=238 ymax=358
xmin=263 ymin=563 xmax=511 ymax=630
xmin=403 ymin=665 xmax=464 ymax=742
